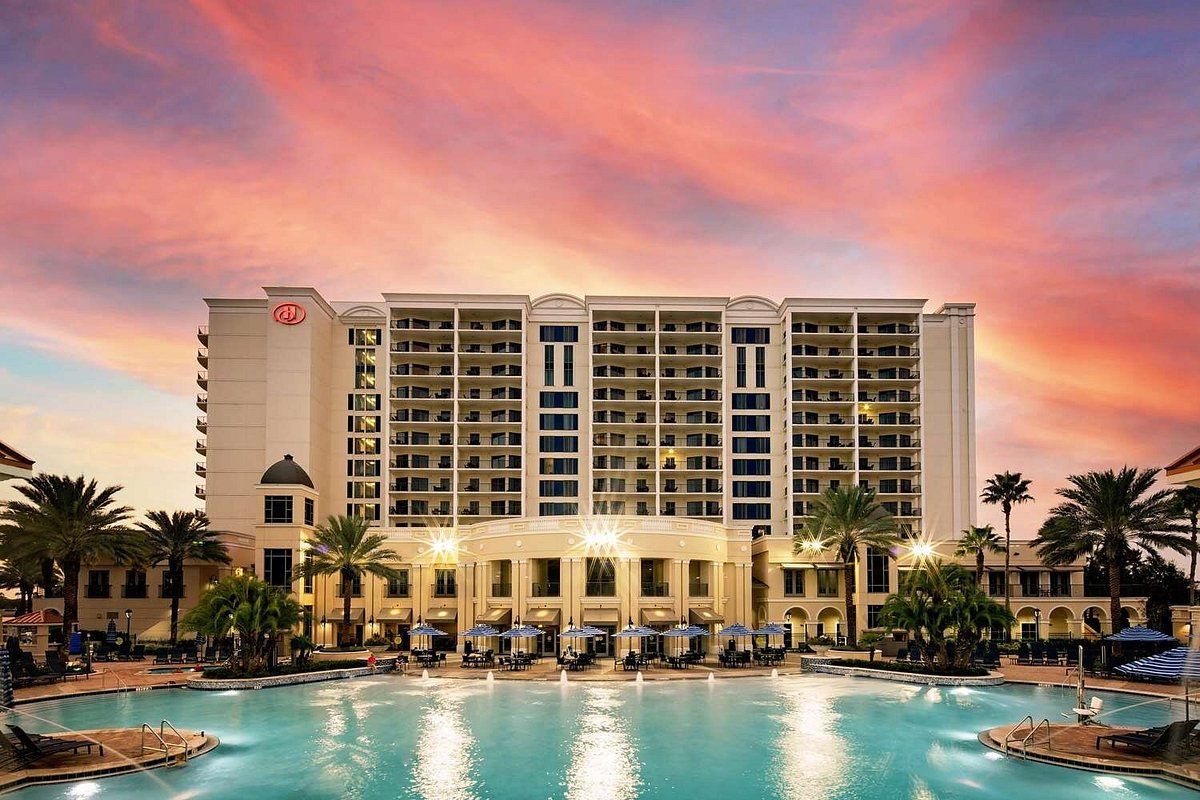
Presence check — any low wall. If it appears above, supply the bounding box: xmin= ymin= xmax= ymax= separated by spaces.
xmin=807 ymin=660 xmax=1005 ymax=687
xmin=187 ymin=659 xmax=397 ymax=691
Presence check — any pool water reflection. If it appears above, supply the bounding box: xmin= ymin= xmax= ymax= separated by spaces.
xmin=4 ymin=675 xmax=1193 ymax=799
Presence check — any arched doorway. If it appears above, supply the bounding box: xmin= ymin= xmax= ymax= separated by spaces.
xmin=1047 ymin=607 xmax=1074 ymax=639
xmin=1082 ymin=606 xmax=1108 ymax=638
xmin=817 ymin=607 xmax=843 ymax=644
xmin=783 ymin=607 xmax=808 ymax=649
xmin=1014 ymin=607 xmax=1039 ymax=640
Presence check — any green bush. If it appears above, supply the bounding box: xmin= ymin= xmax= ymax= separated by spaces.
xmin=824 ymin=658 xmax=988 ymax=677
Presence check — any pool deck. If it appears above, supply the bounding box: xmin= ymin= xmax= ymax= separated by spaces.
xmin=0 ymin=727 xmax=216 ymax=794
xmin=979 ymin=721 xmax=1200 ymax=789
xmin=12 ymin=654 xmax=1195 ymax=701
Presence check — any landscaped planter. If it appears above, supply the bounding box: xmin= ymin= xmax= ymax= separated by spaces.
xmin=812 ymin=662 xmax=1004 ymax=687
xmin=827 ymin=648 xmax=879 ymax=661
xmin=312 ymin=648 xmax=372 ymax=662
xmin=189 ymin=659 xmax=397 ymax=691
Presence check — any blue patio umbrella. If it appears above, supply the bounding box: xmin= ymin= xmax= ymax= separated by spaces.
xmin=105 ymin=620 xmax=118 ymax=648
xmin=499 ymin=624 xmax=542 ymax=655
xmin=1104 ymin=626 xmax=1176 ymax=643
xmin=67 ymin=631 xmax=83 ymax=656
xmin=613 ymin=625 xmax=657 ymax=657
xmin=718 ymin=623 xmax=755 ymax=652
xmin=410 ymin=623 xmax=447 ymax=650
xmin=1116 ymin=647 xmax=1200 ymax=719
xmin=460 ymin=624 xmax=500 ymax=639
xmin=754 ymin=623 xmax=789 ymax=637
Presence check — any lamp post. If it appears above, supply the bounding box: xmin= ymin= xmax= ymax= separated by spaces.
xmin=1033 ymin=608 xmax=1042 ymax=642
xmin=124 ymin=608 xmax=133 ymax=642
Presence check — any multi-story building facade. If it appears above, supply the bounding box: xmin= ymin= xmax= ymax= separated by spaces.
xmin=63 ymin=286 xmax=1128 ymax=650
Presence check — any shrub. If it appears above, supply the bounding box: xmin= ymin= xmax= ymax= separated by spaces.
xmin=824 ymin=658 xmax=988 ymax=677
xmin=201 ymin=659 xmax=381 ymax=680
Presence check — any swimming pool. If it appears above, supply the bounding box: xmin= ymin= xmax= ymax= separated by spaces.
xmin=4 ymin=675 xmax=1193 ymax=799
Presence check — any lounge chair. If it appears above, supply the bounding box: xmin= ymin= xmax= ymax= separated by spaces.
xmin=1096 ymin=720 xmax=1198 ymax=756
xmin=6 ymin=725 xmax=104 ymax=762
xmin=44 ymin=651 xmax=86 ymax=681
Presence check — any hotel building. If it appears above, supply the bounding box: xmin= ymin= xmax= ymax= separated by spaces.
xmin=64 ymin=288 xmax=1144 ymax=645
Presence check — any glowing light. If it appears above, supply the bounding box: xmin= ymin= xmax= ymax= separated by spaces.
xmin=579 ymin=517 xmax=626 ymax=554
xmin=799 ymin=538 xmax=825 ymax=553
xmin=67 ymin=782 xmax=101 ymax=799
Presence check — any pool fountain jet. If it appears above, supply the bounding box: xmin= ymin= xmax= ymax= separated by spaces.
xmin=486 ymin=671 xmax=495 ymax=683
xmin=635 ymin=671 xmax=644 ymax=683
xmin=421 ymin=669 xmax=429 ymax=680
xmin=560 ymin=670 xmax=568 ymax=684
xmin=707 ymin=673 xmax=715 ymax=682
xmin=770 ymin=668 xmax=779 ymax=679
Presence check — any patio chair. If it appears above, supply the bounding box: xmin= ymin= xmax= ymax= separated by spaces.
xmin=1096 ymin=720 xmax=1198 ymax=756
xmin=1045 ymin=645 xmax=1060 ymax=665
xmin=1016 ymin=643 xmax=1031 ymax=665
xmin=44 ymin=651 xmax=86 ymax=681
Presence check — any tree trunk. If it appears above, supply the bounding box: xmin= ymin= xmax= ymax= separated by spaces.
xmin=1108 ymin=551 xmax=1124 ymax=634
xmin=1190 ymin=516 xmax=1197 ymax=607
xmin=341 ymin=570 xmax=353 ymax=648
xmin=168 ymin=559 xmax=182 ymax=645
xmin=1003 ymin=507 xmax=1012 ymax=622
xmin=976 ymin=551 xmax=984 ymax=586
xmin=39 ymin=557 xmax=56 ymax=598
xmin=843 ymin=560 xmax=857 ymax=646
xmin=60 ymin=556 xmax=81 ymax=657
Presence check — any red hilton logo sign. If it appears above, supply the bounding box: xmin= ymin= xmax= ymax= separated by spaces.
xmin=272 ymin=303 xmax=306 ymax=325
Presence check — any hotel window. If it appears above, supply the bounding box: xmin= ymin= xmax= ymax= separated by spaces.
xmin=732 ymin=415 xmax=769 ymax=432
xmin=304 ymin=498 xmax=314 ymax=526
xmin=160 ymin=570 xmax=183 ymax=599
xmin=540 ymin=436 xmax=578 ymax=452
xmin=347 ymin=503 xmax=380 ymax=521
xmin=264 ymin=495 xmax=293 ymax=524
xmin=349 ymin=394 xmax=380 ymax=411
xmin=783 ymin=569 xmax=804 ymax=596
xmin=735 ymin=347 xmax=747 ymax=388
xmin=123 ymin=569 xmax=147 ymax=598
xmin=434 ymin=569 xmax=457 ymax=597
xmin=1050 ymin=571 xmax=1071 ymax=597
xmin=1020 ymin=571 xmax=1041 ymax=597
xmin=539 ymin=414 xmax=578 ymax=430
xmin=732 ymin=393 xmax=769 ymax=410
xmin=816 ymin=568 xmax=839 ymax=597
xmin=350 ymin=415 xmax=380 ymax=433
xmin=347 ymin=460 xmax=381 ymax=477
xmin=563 ymin=345 xmax=574 ymax=386
xmin=866 ymin=605 xmax=884 ymax=629
xmin=733 ymin=503 xmax=770 ymax=520
xmin=540 ymin=502 xmax=579 ymax=516
xmin=540 ymin=391 xmax=578 ymax=408
xmin=733 ymin=481 xmax=770 ymax=497
xmin=349 ymin=328 xmax=381 ymax=346
xmin=350 ymin=437 xmax=379 ymax=455
xmin=544 ymin=345 xmax=555 ymax=385
xmin=866 ymin=547 xmax=890 ymax=593
xmin=85 ymin=570 xmax=110 ymax=598
xmin=732 ymin=327 xmax=769 ymax=345
xmin=539 ymin=326 xmax=579 ymax=343
xmin=336 ymin=574 xmax=363 ymax=597
xmin=1021 ymin=623 xmax=1038 ymax=640
xmin=387 ymin=571 xmax=411 ymax=597
xmin=987 ymin=571 xmax=1005 ymax=597
xmin=539 ymin=480 xmax=578 ymax=497
xmin=586 ymin=557 xmax=616 ymax=596
xmin=732 ymin=438 xmax=770 ymax=454
xmin=303 ymin=553 xmax=313 ymax=592
xmin=263 ymin=548 xmax=293 ymax=588
xmin=733 ymin=459 xmax=770 ymax=476
xmin=755 ymin=347 xmax=766 ymax=388
xmin=354 ymin=348 xmax=376 ymax=389
xmin=540 ymin=458 xmax=579 ymax=475
xmin=348 ymin=481 xmax=380 ymax=499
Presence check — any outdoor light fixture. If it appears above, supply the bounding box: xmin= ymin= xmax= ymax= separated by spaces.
xmin=799 ymin=538 xmax=824 ymax=553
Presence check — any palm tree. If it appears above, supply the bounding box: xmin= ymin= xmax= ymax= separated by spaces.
xmin=182 ymin=574 xmax=303 ymax=674
xmin=1034 ymin=467 xmax=1191 ymax=633
xmin=794 ymin=486 xmax=899 ymax=645
xmin=980 ymin=472 xmax=1033 ymax=616
xmin=292 ymin=515 xmax=405 ymax=648
xmin=0 ymin=552 xmax=42 ymax=615
xmin=0 ymin=474 xmax=135 ymax=652
xmin=955 ymin=525 xmax=1004 ymax=586
xmin=136 ymin=510 xmax=231 ymax=645
xmin=1178 ymin=487 xmax=1200 ymax=605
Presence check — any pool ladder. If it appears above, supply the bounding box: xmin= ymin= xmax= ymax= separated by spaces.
xmin=100 ymin=669 xmax=129 ymax=692
xmin=140 ymin=719 xmax=189 ymax=767
xmin=1003 ymin=715 xmax=1051 ymax=759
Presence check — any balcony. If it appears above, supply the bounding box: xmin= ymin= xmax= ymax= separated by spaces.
xmin=121 ymin=584 xmax=148 ymax=599
xmin=196 ymin=416 xmax=207 ymax=433
xmin=688 ymin=582 xmax=710 ymax=598
xmin=433 ymin=585 xmax=458 ymax=598
xmin=197 ymin=347 xmax=209 ymax=367
xmin=640 ymin=582 xmax=670 ymax=598
xmin=195 ymin=439 xmax=207 ymax=454
xmin=197 ymin=325 xmax=208 ymax=345
xmin=158 ymin=585 xmax=185 ymax=599
xmin=586 ymin=580 xmax=616 ymax=597
xmin=195 ymin=462 xmax=206 ymax=477
xmin=385 ymin=584 xmax=411 ymax=599
xmin=491 ymin=582 xmax=512 ymax=597
xmin=334 ymin=586 xmax=364 ymax=598
xmin=196 ymin=393 xmax=207 ymax=410
xmin=532 ymin=581 xmax=560 ymax=597
xmin=194 ymin=486 xmax=206 ymax=499
xmin=84 ymin=585 xmax=111 ymax=599
xmin=196 ymin=371 xmax=208 ymax=389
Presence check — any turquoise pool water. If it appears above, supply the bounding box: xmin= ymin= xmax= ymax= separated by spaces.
xmin=4 ymin=675 xmax=1193 ymax=799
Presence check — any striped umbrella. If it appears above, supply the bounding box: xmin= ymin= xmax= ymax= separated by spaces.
xmin=410 ymin=623 xmax=447 ymax=651
xmin=717 ymin=623 xmax=755 ymax=638
xmin=1105 ymin=626 xmax=1177 ymax=643
xmin=1116 ymin=647 xmax=1200 ymax=719
xmin=460 ymin=624 xmax=500 ymax=639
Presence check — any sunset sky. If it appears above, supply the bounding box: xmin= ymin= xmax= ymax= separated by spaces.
xmin=0 ymin=1 xmax=1196 ymax=537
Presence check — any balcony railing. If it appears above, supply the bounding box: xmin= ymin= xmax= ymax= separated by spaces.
xmin=386 ymin=584 xmax=411 ymax=598
xmin=491 ymin=582 xmax=512 ymax=597
xmin=586 ymin=580 xmax=616 ymax=597
xmin=688 ymin=582 xmax=710 ymax=597
xmin=532 ymin=581 xmax=560 ymax=597
xmin=433 ymin=585 xmax=457 ymax=598
xmin=158 ymin=585 xmax=185 ymax=599
xmin=121 ymin=585 xmax=148 ymax=599
xmin=84 ymin=586 xmax=111 ymax=599
xmin=641 ymin=582 xmax=670 ymax=598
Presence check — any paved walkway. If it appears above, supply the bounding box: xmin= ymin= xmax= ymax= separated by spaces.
xmin=13 ymin=660 xmax=196 ymax=703
xmin=414 ymin=655 xmax=805 ymax=681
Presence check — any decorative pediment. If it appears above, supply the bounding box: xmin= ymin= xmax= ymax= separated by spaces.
xmin=339 ymin=304 xmax=386 ymax=319
xmin=727 ymin=295 xmax=778 ymax=312
xmin=531 ymin=293 xmax=586 ymax=310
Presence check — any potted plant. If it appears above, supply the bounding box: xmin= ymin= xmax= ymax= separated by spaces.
xmin=807 ymin=635 xmax=834 ymax=654
xmin=364 ymin=634 xmax=391 ymax=654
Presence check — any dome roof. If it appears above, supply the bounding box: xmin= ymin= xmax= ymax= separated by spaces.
xmin=260 ymin=454 xmax=314 ymax=488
